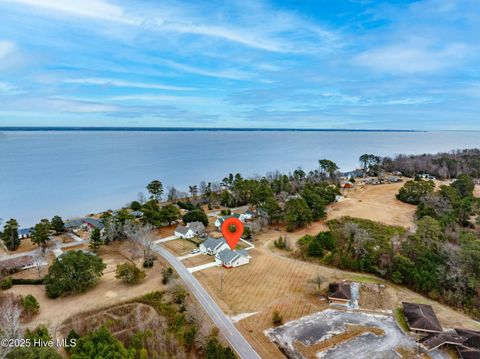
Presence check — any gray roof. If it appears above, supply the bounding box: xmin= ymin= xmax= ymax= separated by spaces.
xmin=202 ymin=237 xmax=226 ymax=251
xmin=188 ymin=221 xmax=205 ymax=233
xmin=18 ymin=228 xmax=32 ymax=236
xmin=175 ymin=225 xmax=191 ymax=235
xmin=130 ymin=210 xmax=143 ymax=217
xmin=65 ymin=218 xmax=84 ymax=229
xmin=216 ymin=249 xmax=248 ymax=263
xmin=83 ymin=218 xmax=105 ymax=230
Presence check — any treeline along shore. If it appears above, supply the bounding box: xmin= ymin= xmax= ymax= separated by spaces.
xmin=2 ymin=148 xmax=480 ymax=319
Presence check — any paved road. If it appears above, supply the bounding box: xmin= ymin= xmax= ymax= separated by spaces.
xmin=153 ymin=243 xmax=261 ymax=359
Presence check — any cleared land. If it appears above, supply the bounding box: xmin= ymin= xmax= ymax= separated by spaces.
xmin=5 ymin=241 xmax=168 ymax=331
xmin=193 ymin=182 xmax=480 ymax=357
xmin=474 ymin=184 xmax=480 ymax=198
xmin=331 ymin=182 xmax=416 ymax=229
xmin=162 ymin=238 xmax=199 ymax=256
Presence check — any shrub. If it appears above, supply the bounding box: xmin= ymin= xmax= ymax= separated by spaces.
xmin=25 ymin=325 xmax=51 ymax=342
xmin=177 ymin=201 xmax=195 ymax=211
xmin=161 ymin=267 xmax=173 ymax=285
xmin=22 ymin=294 xmax=40 ymax=319
xmin=66 ymin=329 xmax=80 ymax=353
xmin=7 ymin=347 xmax=62 ymax=359
xmin=272 ymin=310 xmax=283 ymax=326
xmin=143 ymin=257 xmax=155 ymax=268
xmin=0 ymin=277 xmax=13 ymax=290
xmin=115 ymin=262 xmax=146 ymax=284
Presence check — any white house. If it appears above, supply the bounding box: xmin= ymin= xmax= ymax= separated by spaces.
xmin=82 ymin=218 xmax=105 ymax=233
xmin=215 ymin=249 xmax=250 ymax=268
xmin=18 ymin=228 xmax=32 ymax=239
xmin=215 ymin=213 xmax=245 ymax=229
xmin=199 ymin=237 xmax=230 ymax=255
xmin=187 ymin=221 xmax=206 ymax=237
xmin=243 ymin=209 xmax=255 ymax=221
xmin=174 ymin=225 xmax=195 ymax=239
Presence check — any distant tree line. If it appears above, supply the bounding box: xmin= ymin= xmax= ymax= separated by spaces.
xmin=382 ymin=148 xmax=480 ymax=179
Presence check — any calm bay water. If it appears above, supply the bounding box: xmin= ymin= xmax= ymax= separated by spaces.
xmin=1 ymin=130 xmax=479 ymax=227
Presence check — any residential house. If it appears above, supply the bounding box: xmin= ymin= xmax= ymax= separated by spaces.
xmin=402 ymin=302 xmax=443 ymax=334
xmin=174 ymin=225 xmax=196 ymax=239
xmin=215 ymin=249 xmax=250 ymax=268
xmin=419 ymin=328 xmax=480 ymax=358
xmin=82 ymin=218 xmax=105 ymax=233
xmin=215 ymin=213 xmax=245 ymax=229
xmin=243 ymin=209 xmax=255 ymax=221
xmin=64 ymin=218 xmax=84 ymax=231
xmin=199 ymin=237 xmax=230 ymax=255
xmin=18 ymin=228 xmax=32 ymax=239
xmin=328 ymin=282 xmax=351 ymax=306
xmin=0 ymin=255 xmax=34 ymax=273
xmin=455 ymin=329 xmax=480 ymax=359
xmin=130 ymin=210 xmax=143 ymax=218
xmin=187 ymin=221 xmax=206 ymax=237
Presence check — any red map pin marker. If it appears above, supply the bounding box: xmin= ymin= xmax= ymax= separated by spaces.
xmin=221 ymin=217 xmax=244 ymax=250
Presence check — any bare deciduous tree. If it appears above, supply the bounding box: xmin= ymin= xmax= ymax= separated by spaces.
xmin=124 ymin=223 xmax=156 ymax=261
xmin=0 ymin=294 xmax=23 ymax=357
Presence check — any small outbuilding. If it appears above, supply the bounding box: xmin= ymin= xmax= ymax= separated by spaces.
xmin=328 ymin=282 xmax=351 ymax=306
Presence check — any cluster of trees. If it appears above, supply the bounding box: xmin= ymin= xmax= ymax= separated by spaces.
xmin=0 ymin=215 xmax=65 ymax=252
xmin=298 ymin=175 xmax=480 ymax=318
xmin=44 ymin=251 xmax=106 ymax=298
xmin=383 ymin=149 xmax=480 ymax=179
xmin=396 ymin=179 xmax=435 ymax=204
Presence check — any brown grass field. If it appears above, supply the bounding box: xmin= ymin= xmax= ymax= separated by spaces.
xmin=162 ymin=238 xmax=198 ymax=256
xmin=182 ymin=254 xmax=214 ymax=267
xmin=193 ymin=180 xmax=480 ymax=356
xmin=330 ymin=182 xmax=416 ymax=229
xmin=474 ymin=184 xmax=480 ymax=198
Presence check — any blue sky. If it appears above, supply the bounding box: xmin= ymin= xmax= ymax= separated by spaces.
xmin=0 ymin=0 xmax=479 ymax=129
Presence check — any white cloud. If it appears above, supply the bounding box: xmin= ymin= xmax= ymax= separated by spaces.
xmin=0 ymin=40 xmax=15 ymax=60
xmin=0 ymin=81 xmax=23 ymax=95
xmin=4 ymin=0 xmax=137 ymax=24
xmin=162 ymin=60 xmax=252 ymax=80
xmin=355 ymin=43 xmax=470 ymax=74
xmin=108 ymin=94 xmax=220 ymax=106
xmin=4 ymin=0 xmax=336 ymax=53
xmin=64 ymin=78 xmax=195 ymax=91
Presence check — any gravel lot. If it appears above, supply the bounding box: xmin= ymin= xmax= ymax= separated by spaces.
xmin=265 ymin=309 xmax=450 ymax=359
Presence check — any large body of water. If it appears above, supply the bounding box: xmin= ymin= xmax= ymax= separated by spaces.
xmin=1 ymin=130 xmax=479 ymax=227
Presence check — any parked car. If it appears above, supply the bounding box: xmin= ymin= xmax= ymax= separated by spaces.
xmin=190 ymin=249 xmax=200 ymax=254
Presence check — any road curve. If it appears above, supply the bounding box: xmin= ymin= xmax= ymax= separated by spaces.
xmin=153 ymin=244 xmax=261 ymax=359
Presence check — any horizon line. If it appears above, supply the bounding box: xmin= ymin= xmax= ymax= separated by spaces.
xmin=0 ymin=126 xmax=424 ymax=133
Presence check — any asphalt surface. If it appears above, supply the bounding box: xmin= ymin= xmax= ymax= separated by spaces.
xmin=153 ymin=243 xmax=261 ymax=359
